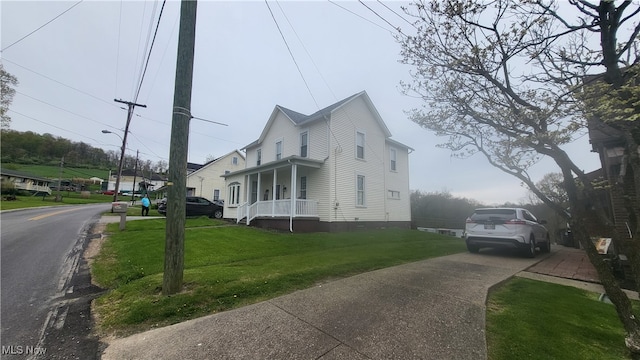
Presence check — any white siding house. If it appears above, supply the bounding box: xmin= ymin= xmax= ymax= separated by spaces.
xmin=185 ymin=150 xmax=245 ymax=202
xmin=224 ymin=91 xmax=413 ymax=232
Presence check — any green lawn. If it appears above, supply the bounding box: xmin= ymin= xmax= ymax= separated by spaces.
xmin=91 ymin=221 xmax=466 ymax=336
xmin=0 ymin=192 xmax=114 ymax=210
xmin=2 ymin=163 xmax=109 ymax=179
xmin=487 ymin=277 xmax=635 ymax=359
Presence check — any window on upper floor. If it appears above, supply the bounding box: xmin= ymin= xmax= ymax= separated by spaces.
xmin=390 ymin=148 xmax=397 ymax=171
xmin=232 ymin=156 xmax=238 ymax=165
xmin=300 ymin=131 xmax=308 ymax=158
xmin=256 ymin=149 xmax=262 ymax=166
xmin=356 ymin=131 xmax=365 ymax=160
xmin=276 ymin=140 xmax=283 ymax=160
xmin=356 ymin=174 xmax=365 ymax=207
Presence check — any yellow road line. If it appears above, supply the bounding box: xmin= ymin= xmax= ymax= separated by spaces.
xmin=29 ymin=207 xmax=83 ymax=221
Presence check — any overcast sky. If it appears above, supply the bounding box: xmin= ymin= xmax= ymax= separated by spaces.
xmin=1 ymin=1 xmax=602 ymax=205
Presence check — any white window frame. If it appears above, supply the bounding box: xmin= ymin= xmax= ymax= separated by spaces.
xmin=356 ymin=131 xmax=365 ymax=160
xmin=228 ymin=182 xmax=241 ymax=206
xmin=356 ymin=174 xmax=366 ymax=207
xmin=275 ymin=139 xmax=283 ymax=160
xmin=299 ymin=176 xmax=307 ymax=199
xmin=388 ymin=190 xmax=400 ymax=199
xmin=300 ymin=130 xmax=309 ymax=158
xmin=232 ymin=156 xmax=238 ymax=165
xmin=213 ymin=189 xmax=220 ymax=201
xmin=256 ymin=149 xmax=262 ymax=166
xmin=390 ymin=148 xmax=397 ymax=172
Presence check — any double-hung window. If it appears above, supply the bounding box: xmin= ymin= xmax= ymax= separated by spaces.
xmin=256 ymin=149 xmax=262 ymax=166
xmin=228 ymin=182 xmax=241 ymax=206
xmin=276 ymin=140 xmax=283 ymax=160
xmin=390 ymin=148 xmax=397 ymax=171
xmin=300 ymin=131 xmax=308 ymax=158
xmin=299 ymin=176 xmax=307 ymax=199
xmin=356 ymin=174 xmax=365 ymax=206
xmin=356 ymin=131 xmax=365 ymax=160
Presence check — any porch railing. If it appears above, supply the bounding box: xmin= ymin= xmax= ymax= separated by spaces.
xmin=236 ymin=199 xmax=318 ymax=225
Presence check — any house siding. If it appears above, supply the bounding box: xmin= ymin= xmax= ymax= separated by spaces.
xmin=330 ymin=96 xmax=387 ymax=222
xmin=384 ymin=142 xmax=411 ymax=221
xmin=186 ymin=151 xmax=244 ymax=202
xmin=228 ymin=91 xmax=412 ymax=231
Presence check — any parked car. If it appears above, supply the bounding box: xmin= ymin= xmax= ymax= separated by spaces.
xmin=464 ymin=207 xmax=550 ymax=258
xmin=158 ymin=196 xmax=223 ymax=219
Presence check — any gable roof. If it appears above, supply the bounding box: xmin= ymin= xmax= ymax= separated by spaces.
xmin=187 ymin=149 xmax=245 ymax=178
xmin=245 ymin=91 xmax=393 ymax=149
xmin=0 ymin=168 xmax=52 ymax=183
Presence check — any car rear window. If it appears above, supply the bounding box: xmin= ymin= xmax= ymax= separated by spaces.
xmin=470 ymin=209 xmax=517 ymax=222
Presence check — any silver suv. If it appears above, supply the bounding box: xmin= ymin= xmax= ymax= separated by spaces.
xmin=464 ymin=208 xmax=550 ymax=258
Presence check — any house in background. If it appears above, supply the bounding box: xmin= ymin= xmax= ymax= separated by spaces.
xmin=588 ymin=116 xmax=636 ymax=276
xmin=0 ymin=168 xmax=52 ymax=195
xmin=223 ymin=91 xmax=413 ymax=232
xmin=106 ymin=169 xmax=167 ymax=194
xmin=186 ymin=150 xmax=245 ymax=201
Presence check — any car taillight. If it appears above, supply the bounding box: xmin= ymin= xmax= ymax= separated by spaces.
xmin=505 ymin=219 xmax=526 ymax=225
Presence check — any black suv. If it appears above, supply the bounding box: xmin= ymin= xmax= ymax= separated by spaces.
xmin=158 ymin=196 xmax=224 ymax=219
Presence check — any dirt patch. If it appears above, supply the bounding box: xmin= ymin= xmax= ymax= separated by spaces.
xmin=85 ymin=222 xmax=107 ymax=267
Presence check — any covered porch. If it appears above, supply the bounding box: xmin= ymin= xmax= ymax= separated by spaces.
xmin=229 ymin=156 xmax=324 ymax=231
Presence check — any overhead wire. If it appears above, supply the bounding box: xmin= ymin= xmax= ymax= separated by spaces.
xmin=264 ymin=0 xmax=320 ymax=109
xmin=134 ymin=0 xmax=167 ymax=103
xmin=1 ymin=1 xmax=84 ymax=52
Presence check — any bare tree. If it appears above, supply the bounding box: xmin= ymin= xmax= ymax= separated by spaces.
xmin=399 ymin=0 xmax=640 ymax=354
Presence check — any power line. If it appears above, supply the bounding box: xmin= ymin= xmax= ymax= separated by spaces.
xmin=2 ymin=58 xmax=119 ymax=109
xmin=357 ymin=0 xmax=404 ymax=35
xmin=1 ymin=1 xmax=84 ymax=52
xmin=376 ymin=0 xmax=418 ymax=30
xmin=264 ymin=0 xmax=319 ymax=109
xmin=15 ymin=90 xmax=119 ymax=131
xmin=327 ymin=0 xmax=393 ymax=34
xmin=134 ymin=0 xmax=167 ymax=103
xmin=8 ymin=109 xmax=102 ymax=144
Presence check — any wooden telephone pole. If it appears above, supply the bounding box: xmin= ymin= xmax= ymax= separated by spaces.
xmin=163 ymin=0 xmax=197 ymax=295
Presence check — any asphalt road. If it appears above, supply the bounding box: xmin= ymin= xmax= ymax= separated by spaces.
xmin=1 ymin=203 xmax=110 ymax=359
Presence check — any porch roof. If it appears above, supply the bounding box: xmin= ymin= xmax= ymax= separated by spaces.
xmin=222 ymin=155 xmax=324 ymax=178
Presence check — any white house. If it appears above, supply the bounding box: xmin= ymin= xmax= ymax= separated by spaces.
xmin=186 ymin=150 xmax=245 ymax=201
xmin=223 ymin=91 xmax=413 ymax=232
xmin=0 ymin=168 xmax=52 ymax=195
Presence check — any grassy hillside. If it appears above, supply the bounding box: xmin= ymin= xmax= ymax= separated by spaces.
xmin=2 ymin=163 xmax=110 ymax=180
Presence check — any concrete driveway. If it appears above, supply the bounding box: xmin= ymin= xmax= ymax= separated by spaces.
xmin=101 ymin=250 xmax=544 ymax=360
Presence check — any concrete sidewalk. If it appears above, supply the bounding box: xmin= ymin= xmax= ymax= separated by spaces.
xmin=101 ymin=251 xmax=545 ymax=360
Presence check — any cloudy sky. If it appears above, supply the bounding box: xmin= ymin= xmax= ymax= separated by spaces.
xmin=1 ymin=1 xmax=602 ymax=205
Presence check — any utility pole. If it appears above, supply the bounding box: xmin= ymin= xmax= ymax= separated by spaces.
xmin=163 ymin=0 xmax=197 ymax=295
xmin=56 ymin=157 xmax=64 ymax=202
xmin=113 ymin=99 xmax=146 ymax=203
xmin=130 ymin=150 xmax=139 ymax=205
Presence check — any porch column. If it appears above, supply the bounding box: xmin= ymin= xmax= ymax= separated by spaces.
xmin=244 ymin=174 xmax=250 ymax=222
xmin=272 ymin=168 xmax=277 ymax=217
xmin=289 ymin=163 xmax=297 ymax=232
xmin=257 ymin=172 xmax=261 ymax=204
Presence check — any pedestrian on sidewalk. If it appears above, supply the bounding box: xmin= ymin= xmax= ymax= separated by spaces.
xmin=141 ymin=194 xmax=151 ymax=216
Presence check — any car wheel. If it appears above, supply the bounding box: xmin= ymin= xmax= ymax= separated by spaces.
xmin=213 ymin=209 xmax=223 ymax=219
xmin=525 ymin=236 xmax=536 ymax=258
xmin=467 ymin=244 xmax=479 ymax=253
xmin=541 ymin=237 xmax=551 ymax=253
